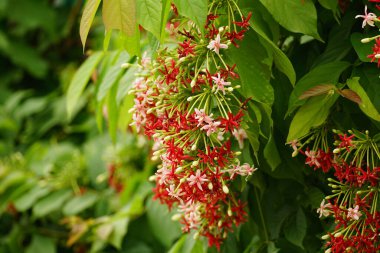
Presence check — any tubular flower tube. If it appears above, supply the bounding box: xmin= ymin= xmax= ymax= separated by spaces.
xmin=128 ymin=0 xmax=255 ymax=249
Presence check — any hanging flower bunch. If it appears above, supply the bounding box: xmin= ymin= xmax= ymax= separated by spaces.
xmin=289 ymin=129 xmax=380 ymax=253
xmin=129 ymin=0 xmax=255 ymax=249
xmin=356 ymin=1 xmax=380 ymax=67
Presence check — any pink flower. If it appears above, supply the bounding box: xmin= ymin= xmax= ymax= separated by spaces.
xmin=166 ymin=184 xmax=185 ymax=201
xmin=201 ymin=121 xmax=221 ymax=136
xmin=227 ymin=163 xmax=256 ymax=179
xmin=187 ymin=169 xmax=208 ymax=191
xmin=207 ymin=34 xmax=228 ymax=54
xmin=355 ymin=6 xmax=377 ymax=28
xmin=232 ymin=128 xmax=247 ymax=149
xmin=212 ymin=73 xmax=231 ymax=95
xmin=305 ymin=150 xmax=321 ymax=168
xmin=347 ymin=205 xmax=362 ymax=220
xmin=316 ymin=199 xmax=332 ymax=218
xmin=194 ymin=108 xmax=213 ymax=127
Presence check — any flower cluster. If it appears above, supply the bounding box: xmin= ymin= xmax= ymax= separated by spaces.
xmin=289 ymin=129 xmax=380 ymax=252
xmin=128 ymin=1 xmax=255 ymax=249
xmin=356 ymin=2 xmax=380 ymax=67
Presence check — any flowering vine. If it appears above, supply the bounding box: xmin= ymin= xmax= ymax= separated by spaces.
xmin=128 ymin=1 xmax=255 ymax=249
xmin=356 ymin=1 xmax=380 ymax=67
xmin=289 ymin=128 xmax=380 ymax=253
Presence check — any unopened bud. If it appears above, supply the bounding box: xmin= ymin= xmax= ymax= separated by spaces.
xmin=151 ymin=156 xmax=158 ymax=161
xmin=321 ymin=234 xmax=330 ymax=240
xmin=228 ymin=209 xmax=232 ymax=216
xmin=190 ymin=79 xmax=196 ymax=87
xmin=164 ymin=135 xmax=172 ymax=141
xmin=191 ymin=144 xmax=197 ymax=151
xmin=147 ymin=108 xmax=154 ymax=114
xmin=149 ymin=175 xmax=156 ymax=181
xmin=333 ymin=148 xmax=340 ymax=154
xmin=192 ymin=160 xmax=199 ymax=167
xmin=96 ymin=173 xmax=107 ymax=183
xmin=208 ymin=182 xmax=213 ymax=190
xmin=361 ymin=38 xmax=371 ymax=43
xmin=180 ymin=178 xmax=186 ymax=183
xmin=121 ymin=63 xmax=131 ymax=69
xmin=227 ymin=87 xmax=234 ymax=92
xmin=176 ymin=167 xmax=183 ymax=173
xmin=193 ymin=232 xmax=199 ymax=240
xmin=187 ymin=96 xmax=193 ymax=101
xmin=218 ymin=26 xmax=225 ymax=33
xmin=218 ymin=220 xmax=222 ymax=227
xmin=334 ymin=232 xmax=342 ymax=237
xmin=128 ymin=89 xmax=135 ymax=94
xmin=235 ymin=151 xmax=241 ymax=156
xmin=171 ymin=214 xmax=182 ymax=221
xmin=376 ymin=54 xmax=380 ymax=59
xmin=325 ymin=248 xmax=332 ymax=253
xmin=234 ymin=85 xmax=241 ymax=89
xmin=128 ymin=107 xmax=135 ymax=113
xmin=292 ymin=150 xmax=298 ymax=157
xmin=152 ymin=133 xmax=161 ymax=138
xmin=222 ymin=185 xmax=229 ymax=194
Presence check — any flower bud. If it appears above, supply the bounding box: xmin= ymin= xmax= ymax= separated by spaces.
xmin=218 ymin=220 xmax=222 ymax=227
xmin=361 ymin=38 xmax=371 ymax=43
xmin=149 ymin=175 xmax=156 ymax=181
xmin=121 ymin=63 xmax=131 ymax=69
xmin=128 ymin=107 xmax=136 ymax=113
xmin=325 ymin=248 xmax=332 ymax=253
xmin=321 ymin=234 xmax=330 ymax=240
xmin=151 ymin=156 xmax=158 ymax=161
xmin=334 ymin=232 xmax=342 ymax=237
xmin=128 ymin=89 xmax=135 ymax=94
xmin=180 ymin=178 xmax=186 ymax=183
xmin=376 ymin=54 xmax=380 ymax=59
xmin=171 ymin=214 xmax=182 ymax=221
xmin=222 ymin=185 xmax=229 ymax=194
xmin=193 ymin=232 xmax=199 ymax=240
xmin=333 ymin=148 xmax=340 ymax=154
xmin=175 ymin=167 xmax=183 ymax=173
xmin=190 ymin=79 xmax=197 ymax=87
xmin=191 ymin=144 xmax=197 ymax=151
xmin=227 ymin=87 xmax=234 ymax=92
xmin=228 ymin=208 xmax=232 ymax=216
xmin=187 ymin=96 xmax=193 ymax=101
xmin=292 ymin=150 xmax=298 ymax=157
xmin=208 ymin=182 xmax=213 ymax=190
xmin=152 ymin=133 xmax=161 ymax=138
xmin=235 ymin=151 xmax=241 ymax=156
xmin=192 ymin=160 xmax=199 ymax=167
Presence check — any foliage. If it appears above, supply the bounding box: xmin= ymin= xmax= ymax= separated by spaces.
xmin=2 ymin=0 xmax=380 ymax=252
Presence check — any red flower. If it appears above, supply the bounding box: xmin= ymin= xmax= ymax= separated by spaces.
xmin=233 ymin=12 xmax=252 ymax=28
xmin=367 ymin=38 xmax=380 ymax=67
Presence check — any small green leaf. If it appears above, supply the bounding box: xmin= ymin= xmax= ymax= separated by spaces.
xmin=244 ymin=9 xmax=296 ymax=85
xmin=287 ymin=93 xmax=339 ymax=142
xmin=67 ymin=52 xmax=104 ymax=119
xmin=146 ymin=198 xmax=181 ymax=248
xmin=109 ymin=218 xmax=129 ymax=249
xmin=14 ymin=186 xmax=50 ymax=212
xmin=284 ymin=208 xmax=307 ymax=249
xmin=263 ymin=133 xmax=281 ymax=171
xmin=137 ymin=0 xmax=162 ymax=39
xmin=287 ymin=61 xmax=350 ymax=115
xmin=172 ymin=0 xmax=207 ymax=33
xmin=26 ymin=235 xmax=56 ymax=253
xmin=259 ymin=0 xmax=321 ymax=40
xmin=97 ymin=65 xmax=125 ymax=101
xmin=102 ymin=0 xmax=137 ymax=37
xmin=33 ymin=189 xmax=72 ymax=218
xmin=347 ymin=77 xmax=380 ymax=121
xmin=80 ymin=0 xmax=101 ymax=49
xmin=160 ymin=0 xmax=172 ymax=43
xmin=63 ymin=192 xmax=98 ymax=216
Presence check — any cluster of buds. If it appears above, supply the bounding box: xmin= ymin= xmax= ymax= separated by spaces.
xmin=355 ymin=1 xmax=380 ymax=67
xmin=288 ymin=129 xmax=380 ymax=252
xmin=128 ymin=1 xmax=255 ymax=249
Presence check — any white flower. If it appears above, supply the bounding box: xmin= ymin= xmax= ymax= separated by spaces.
xmin=355 ymin=6 xmax=377 ymax=28
xmin=207 ymin=34 xmax=228 ymax=54
xmin=201 ymin=121 xmax=221 ymax=136
xmin=316 ymin=199 xmax=332 ymax=218
xmin=347 ymin=205 xmax=362 ymax=220
xmin=232 ymin=128 xmax=247 ymax=149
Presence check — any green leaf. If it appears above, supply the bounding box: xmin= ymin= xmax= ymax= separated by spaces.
xmin=287 ymin=93 xmax=339 ymax=142
xmin=80 ymin=0 xmax=101 ymax=49
xmin=14 ymin=186 xmax=50 ymax=212
xmin=287 ymin=61 xmax=350 ymax=115
xmin=146 ymin=198 xmax=181 ymax=248
xmin=136 ymin=0 xmax=162 ymax=39
xmin=172 ymin=0 xmax=207 ymax=33
xmin=63 ymin=192 xmax=98 ymax=216
xmin=107 ymin=83 xmax=120 ymax=143
xmin=259 ymin=0 xmax=321 ymax=40
xmin=102 ymin=0 xmax=137 ymax=37
xmin=351 ymin=33 xmax=373 ymax=63
xmin=33 ymin=189 xmax=72 ymax=218
xmin=228 ymin=31 xmax=274 ymax=104
xmin=347 ymin=77 xmax=380 ymax=121
xmin=263 ymin=133 xmax=281 ymax=171
xmin=67 ymin=52 xmax=104 ymax=119
xmin=109 ymin=218 xmax=129 ymax=249
xmin=26 ymin=235 xmax=56 ymax=253
xmin=0 ymin=171 xmax=26 ymax=194
xmin=97 ymin=65 xmax=125 ymax=101
xmin=244 ymin=9 xmax=296 ymax=85
xmin=160 ymin=0 xmax=172 ymax=43
xmin=284 ymin=208 xmax=307 ymax=249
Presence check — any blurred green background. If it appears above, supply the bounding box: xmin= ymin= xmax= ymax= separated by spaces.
xmin=0 ymin=1 xmax=189 ymax=252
